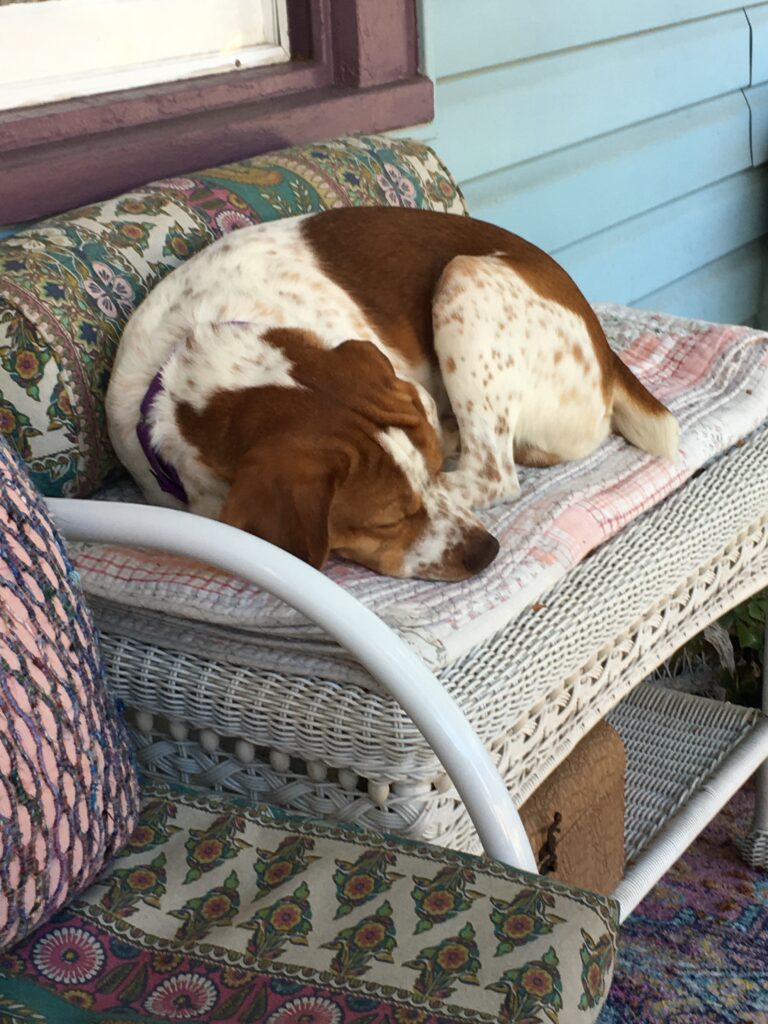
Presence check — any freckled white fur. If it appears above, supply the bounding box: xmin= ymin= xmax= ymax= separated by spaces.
xmin=433 ymin=254 xmax=611 ymax=510
xmin=378 ymin=427 xmax=485 ymax=576
xmin=108 ymin=216 xmax=429 ymax=516
xmin=136 ymin=324 xmax=302 ymax=513
xmin=163 ymin=323 xmax=299 ymax=414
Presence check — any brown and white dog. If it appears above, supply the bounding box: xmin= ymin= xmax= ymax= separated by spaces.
xmin=106 ymin=207 xmax=679 ymax=580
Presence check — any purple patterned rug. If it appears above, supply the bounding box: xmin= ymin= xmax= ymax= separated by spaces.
xmin=600 ymin=783 xmax=768 ymax=1023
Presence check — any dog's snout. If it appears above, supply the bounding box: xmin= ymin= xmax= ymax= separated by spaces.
xmin=462 ymin=531 xmax=499 ymax=575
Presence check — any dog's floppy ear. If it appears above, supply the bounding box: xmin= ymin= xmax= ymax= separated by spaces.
xmin=325 ymin=340 xmax=423 ymax=426
xmin=326 ymin=341 xmax=444 ymax=475
xmin=219 ymin=445 xmax=338 ymax=568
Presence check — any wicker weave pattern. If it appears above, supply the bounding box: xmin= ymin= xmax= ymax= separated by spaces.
xmin=606 ymin=686 xmax=760 ymax=860
xmin=95 ymin=422 xmax=768 ymax=852
xmin=92 ymin=411 xmax=768 ymax=755
xmin=737 ymin=830 xmax=768 ymax=867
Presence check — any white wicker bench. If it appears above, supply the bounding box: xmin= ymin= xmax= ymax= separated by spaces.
xmin=8 ymin=127 xmax=764 ymax=926
xmin=50 ymin=403 xmax=768 ymax=921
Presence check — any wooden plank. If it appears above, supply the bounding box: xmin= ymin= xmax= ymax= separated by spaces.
xmin=633 ymin=239 xmax=767 ymax=324
xmin=435 ymin=13 xmax=749 ymax=181
xmin=552 ymin=167 xmax=768 ymax=304
xmin=425 ymin=0 xmax=745 ymax=77
xmin=748 ymin=2 xmax=768 ymax=84
xmin=464 ymin=94 xmax=750 ymax=252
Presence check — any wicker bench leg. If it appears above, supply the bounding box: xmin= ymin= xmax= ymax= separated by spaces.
xmin=738 ymin=620 xmax=768 ymax=868
xmin=739 ymin=757 xmax=768 ymax=868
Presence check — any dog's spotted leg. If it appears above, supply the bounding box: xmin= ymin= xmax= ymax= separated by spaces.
xmin=432 ymin=254 xmax=524 ymax=509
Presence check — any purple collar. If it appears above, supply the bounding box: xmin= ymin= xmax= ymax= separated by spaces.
xmin=135 ymin=323 xmax=254 ymax=505
xmin=136 ymin=370 xmax=189 ymax=504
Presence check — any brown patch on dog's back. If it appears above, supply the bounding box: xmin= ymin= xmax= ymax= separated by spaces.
xmin=303 ymin=207 xmax=616 ymax=400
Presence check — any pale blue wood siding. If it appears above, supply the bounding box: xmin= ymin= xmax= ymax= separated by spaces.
xmin=415 ymin=1 xmax=768 ymax=325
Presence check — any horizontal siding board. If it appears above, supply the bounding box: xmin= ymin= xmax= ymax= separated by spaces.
xmin=748 ymin=2 xmax=768 ymax=83
xmin=415 ymin=5 xmax=766 ymax=321
xmin=463 ymin=93 xmax=751 ymax=252
xmin=426 ymin=0 xmax=745 ymax=77
xmin=552 ymin=167 xmax=768 ymax=303
xmin=435 ymin=13 xmax=749 ymax=181
xmin=745 ymin=80 xmax=768 ymax=162
xmin=633 ymin=239 xmax=767 ymax=323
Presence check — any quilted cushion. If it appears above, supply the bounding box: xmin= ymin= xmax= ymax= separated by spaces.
xmin=75 ymin=307 xmax=768 ymax=675
xmin=0 ymin=782 xmax=618 ymax=1022
xmin=0 ymin=438 xmax=140 ymax=950
xmin=0 ymin=134 xmax=466 ymax=499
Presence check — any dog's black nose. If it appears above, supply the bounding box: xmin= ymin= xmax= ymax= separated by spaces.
xmin=462 ymin=532 xmax=500 ymax=575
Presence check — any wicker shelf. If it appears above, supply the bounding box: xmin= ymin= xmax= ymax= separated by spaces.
xmin=607 ymin=684 xmax=768 ymax=918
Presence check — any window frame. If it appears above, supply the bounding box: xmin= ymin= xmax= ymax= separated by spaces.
xmin=0 ymin=0 xmax=433 ymax=223
xmin=1 ymin=0 xmax=291 ymax=113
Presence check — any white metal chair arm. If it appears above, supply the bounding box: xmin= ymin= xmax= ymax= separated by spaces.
xmin=47 ymin=498 xmax=538 ymax=874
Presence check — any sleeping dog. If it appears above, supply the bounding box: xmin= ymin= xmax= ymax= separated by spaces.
xmin=106 ymin=207 xmax=679 ymax=580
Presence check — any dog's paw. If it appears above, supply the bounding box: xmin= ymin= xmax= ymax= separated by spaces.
xmin=441 ymin=467 xmax=520 ymax=510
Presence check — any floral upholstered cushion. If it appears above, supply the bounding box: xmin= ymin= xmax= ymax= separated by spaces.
xmin=0 ymin=135 xmax=466 ymax=499
xmin=0 ymin=783 xmax=618 ymax=1023
xmin=0 ymin=438 xmax=140 ymax=951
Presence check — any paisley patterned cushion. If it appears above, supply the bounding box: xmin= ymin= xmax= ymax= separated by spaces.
xmin=0 ymin=782 xmax=617 ymax=1022
xmin=0 ymin=438 xmax=140 ymax=951
xmin=0 ymin=135 xmax=466 ymax=498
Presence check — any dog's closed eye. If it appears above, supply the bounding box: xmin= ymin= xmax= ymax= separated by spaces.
xmin=369 ymin=506 xmax=425 ymax=530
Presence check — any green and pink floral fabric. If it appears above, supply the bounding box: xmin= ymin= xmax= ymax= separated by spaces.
xmin=0 ymin=783 xmax=617 ymax=1022
xmin=0 ymin=135 xmax=466 ymax=498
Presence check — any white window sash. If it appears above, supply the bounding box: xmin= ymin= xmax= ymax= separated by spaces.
xmin=0 ymin=0 xmax=290 ymax=111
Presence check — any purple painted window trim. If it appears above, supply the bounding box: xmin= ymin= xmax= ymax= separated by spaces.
xmin=0 ymin=0 xmax=433 ymax=223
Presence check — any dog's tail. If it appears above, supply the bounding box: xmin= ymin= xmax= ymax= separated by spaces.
xmin=610 ymin=351 xmax=679 ymax=461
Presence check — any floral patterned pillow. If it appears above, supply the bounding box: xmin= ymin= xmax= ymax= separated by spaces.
xmin=0 ymin=782 xmax=618 ymax=1022
xmin=0 ymin=437 xmax=140 ymax=951
xmin=0 ymin=135 xmax=466 ymax=497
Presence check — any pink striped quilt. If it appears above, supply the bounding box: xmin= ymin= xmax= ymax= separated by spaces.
xmin=72 ymin=305 xmax=768 ymax=670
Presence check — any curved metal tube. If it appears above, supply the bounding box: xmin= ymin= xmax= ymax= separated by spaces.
xmin=48 ymin=498 xmax=538 ymax=873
